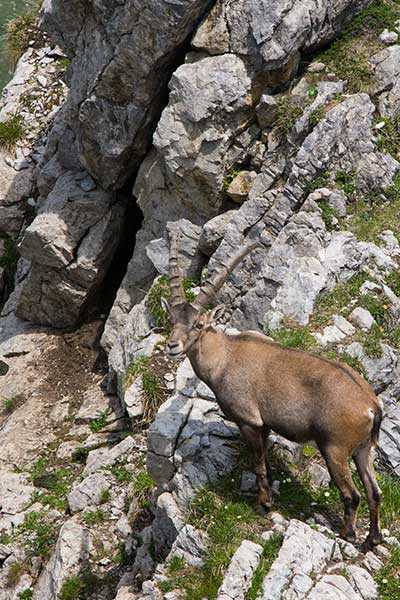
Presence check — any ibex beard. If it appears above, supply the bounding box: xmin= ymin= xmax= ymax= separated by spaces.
xmin=164 ymin=226 xmax=383 ymax=551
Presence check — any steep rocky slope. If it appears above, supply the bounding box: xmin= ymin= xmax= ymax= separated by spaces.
xmin=0 ymin=1 xmax=400 ymax=599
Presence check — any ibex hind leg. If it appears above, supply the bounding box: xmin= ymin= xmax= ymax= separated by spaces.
xmin=353 ymin=443 xmax=382 ymax=551
xmin=240 ymin=424 xmax=272 ymax=513
xmin=319 ymin=444 xmax=360 ymax=543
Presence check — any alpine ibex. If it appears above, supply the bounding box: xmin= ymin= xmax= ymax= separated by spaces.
xmin=163 ymin=229 xmax=383 ymax=550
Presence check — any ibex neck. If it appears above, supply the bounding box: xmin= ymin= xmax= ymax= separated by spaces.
xmin=187 ymin=329 xmax=227 ymax=390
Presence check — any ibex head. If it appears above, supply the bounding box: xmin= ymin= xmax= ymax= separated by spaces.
xmin=163 ymin=226 xmax=257 ymax=360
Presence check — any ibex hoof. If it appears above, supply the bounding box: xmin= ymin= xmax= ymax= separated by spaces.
xmin=255 ymin=503 xmax=271 ymax=516
xmin=340 ymin=527 xmax=356 ymax=544
xmin=361 ymin=534 xmax=383 ymax=553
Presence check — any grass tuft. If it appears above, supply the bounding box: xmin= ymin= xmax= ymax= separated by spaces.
xmin=82 ymin=509 xmax=106 ymax=526
xmin=4 ymin=1 xmax=41 ymax=69
xmin=275 ymin=97 xmax=304 ymax=136
xmin=58 ymin=575 xmax=86 ymax=600
xmin=123 ymin=355 xmax=164 ymax=423
xmin=19 ymin=511 xmax=57 ymax=560
xmin=265 ymin=326 xmax=317 ymax=351
xmin=132 ymin=469 xmax=155 ymax=509
xmin=376 ymin=545 xmax=400 ymax=600
xmin=6 ymin=560 xmax=24 ymax=588
xmin=0 ymin=114 xmax=25 ymax=149
xmin=89 ymin=410 xmax=109 ymax=433
xmin=223 ymin=169 xmax=242 ymax=191
xmin=147 ymin=276 xmax=172 ymax=332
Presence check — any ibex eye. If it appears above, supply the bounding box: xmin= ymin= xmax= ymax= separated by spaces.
xmin=196 ymin=322 xmax=203 ymax=330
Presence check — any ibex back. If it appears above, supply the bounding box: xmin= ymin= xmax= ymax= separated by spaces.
xmin=163 ymin=228 xmax=383 ymax=550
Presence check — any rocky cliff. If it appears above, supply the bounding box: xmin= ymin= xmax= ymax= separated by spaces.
xmin=0 ymin=1 xmax=400 ymax=599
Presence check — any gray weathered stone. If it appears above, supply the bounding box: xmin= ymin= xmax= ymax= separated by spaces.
xmin=32 ymin=519 xmax=90 ymax=600
xmin=17 ymin=174 xmax=125 ymax=327
xmin=167 ymin=524 xmax=209 ymax=568
xmin=199 ymin=211 xmax=237 ymax=257
xmin=68 ymin=472 xmax=111 ymax=513
xmin=216 ymin=540 xmax=263 ymax=600
xmin=348 ymin=307 xmax=376 ymax=331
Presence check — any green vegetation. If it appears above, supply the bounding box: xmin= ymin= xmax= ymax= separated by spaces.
xmin=2 ymin=394 xmax=24 ymax=414
xmin=346 ymin=0 xmax=400 ymax=35
xmin=58 ymin=575 xmax=86 ymax=600
xmin=303 ymin=445 xmax=317 ymax=458
xmin=265 ymin=326 xmax=317 ymax=351
xmin=123 ymin=355 xmax=164 ymax=422
xmin=307 ymin=83 xmax=318 ymax=99
xmin=19 ymin=511 xmax=57 ymax=560
xmin=386 ymin=271 xmax=400 ymax=297
xmin=6 ymin=560 xmax=24 ymax=587
xmin=335 ymin=169 xmax=357 ymax=199
xmin=72 ymin=446 xmax=89 ymax=464
xmin=376 ymin=116 xmax=400 ymax=160
xmin=107 ymin=459 xmax=134 ymax=483
xmin=159 ymin=483 xmax=263 ymax=599
xmin=0 ymin=531 xmax=12 ymax=544
xmin=19 ymin=590 xmax=33 ymax=600
xmin=99 ymin=489 xmax=111 ymax=504
xmin=275 ymin=97 xmax=304 ymax=136
xmin=306 ymin=171 xmax=330 ymax=192
xmin=319 ymin=38 xmax=376 ymax=93
xmin=308 ymin=105 xmax=325 ymax=127
xmin=247 ymin=534 xmax=283 ymax=600
xmin=146 ymin=275 xmax=199 ymax=332
xmin=29 ymin=457 xmax=74 ymax=512
xmin=183 ymin=278 xmax=199 ymax=303
xmin=311 ymin=273 xmax=369 ymax=327
xmin=347 ymin=193 xmax=400 ymax=244
xmin=223 ymin=169 xmax=242 ymax=191
xmin=147 ymin=275 xmax=172 ymax=332
xmin=132 ymin=469 xmax=155 ymax=509
xmin=318 ymin=199 xmax=339 ymax=231
xmin=5 ymin=0 xmax=40 ymax=69
xmin=89 ymin=410 xmax=109 ymax=433
xmin=376 ymin=545 xmax=400 ymax=600
xmin=379 ymin=472 xmax=400 ymax=531
xmin=0 ymin=114 xmax=25 ymax=149
xmin=82 ymin=509 xmax=106 ymax=526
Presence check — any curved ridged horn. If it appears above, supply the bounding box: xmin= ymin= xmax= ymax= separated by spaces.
xmin=168 ymin=227 xmax=186 ymax=309
xmin=194 ymin=241 xmax=259 ymax=309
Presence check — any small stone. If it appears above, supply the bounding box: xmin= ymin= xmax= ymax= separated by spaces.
xmin=379 ymin=29 xmax=398 ymax=45
xmin=261 ymin=530 xmax=276 ymax=542
xmin=308 ymin=62 xmax=326 ymax=73
xmin=240 ymin=471 xmax=258 ymax=495
xmin=79 ymin=175 xmax=96 ymax=192
xmin=226 ymin=171 xmax=257 ymax=204
xmin=269 ymin=512 xmax=289 ymax=533
xmin=256 ymin=94 xmax=278 ymax=128
xmin=348 ymin=307 xmax=376 ymax=330
xmin=164 ymin=373 xmax=174 ymax=382
xmin=333 ymin=315 xmax=356 ymax=336
xmin=37 ymin=74 xmax=48 ymax=87
xmin=363 ymin=551 xmax=383 ymax=572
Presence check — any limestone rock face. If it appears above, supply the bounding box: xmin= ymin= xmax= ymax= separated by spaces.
xmin=192 ymin=0 xmax=370 ymax=75
xmin=16 ymin=175 xmax=124 ymax=327
xmin=32 ymin=519 xmax=90 ymax=600
xmin=40 ymin=0 xmax=216 ymax=190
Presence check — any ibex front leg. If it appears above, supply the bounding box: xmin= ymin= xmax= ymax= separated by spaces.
xmin=240 ymin=424 xmax=271 ymax=512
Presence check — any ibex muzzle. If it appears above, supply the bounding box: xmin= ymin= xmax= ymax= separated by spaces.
xmin=164 ymin=226 xmax=383 ymax=551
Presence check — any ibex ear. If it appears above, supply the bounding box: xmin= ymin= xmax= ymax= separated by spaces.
xmin=208 ymin=304 xmax=225 ymax=324
xmin=161 ymin=297 xmax=171 ymax=315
